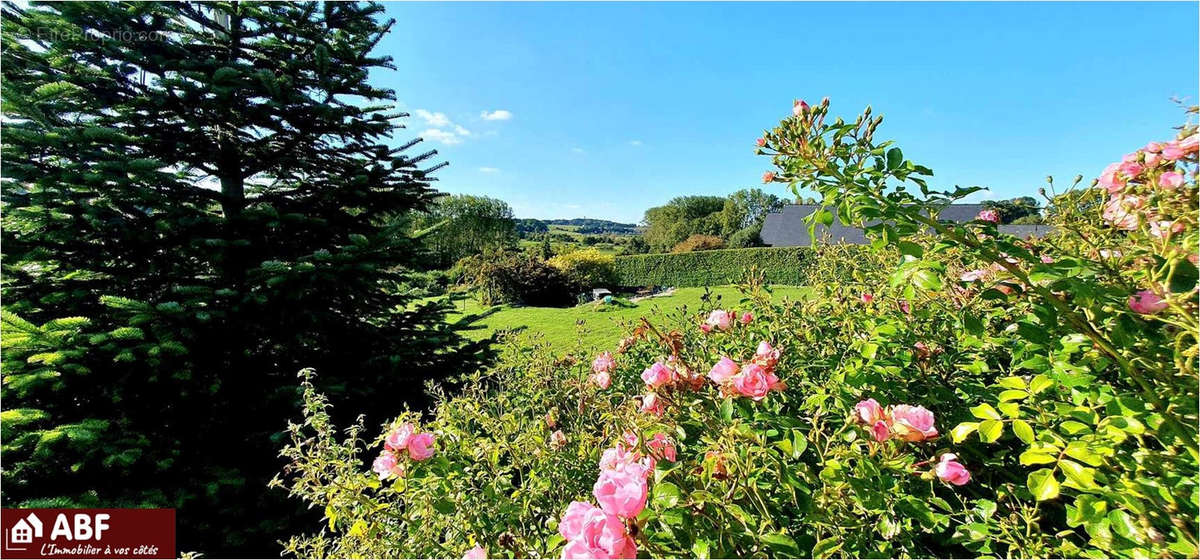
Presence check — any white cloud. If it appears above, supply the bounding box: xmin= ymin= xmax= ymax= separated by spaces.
xmin=413 ymin=109 xmax=451 ymax=127
xmin=628 ymin=140 xmax=643 ymax=146
xmin=454 ymin=124 xmax=472 ymax=137
xmin=478 ymin=167 xmax=501 ymax=173
xmin=421 ymin=128 xmax=464 ymax=145
xmin=480 ymin=109 xmax=513 ymax=121
xmin=571 ymin=147 xmax=585 ymax=154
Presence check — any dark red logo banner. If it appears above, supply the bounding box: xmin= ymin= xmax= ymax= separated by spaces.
xmin=1 ymin=509 xmax=174 ymax=559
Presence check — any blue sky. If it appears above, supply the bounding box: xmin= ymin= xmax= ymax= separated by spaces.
xmin=374 ymin=2 xmax=1199 ymax=223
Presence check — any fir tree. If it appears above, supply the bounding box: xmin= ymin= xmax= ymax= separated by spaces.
xmin=1 ymin=2 xmax=487 ymax=554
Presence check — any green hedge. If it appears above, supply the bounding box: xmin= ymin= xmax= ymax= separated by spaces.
xmin=612 ymin=247 xmax=815 ymax=287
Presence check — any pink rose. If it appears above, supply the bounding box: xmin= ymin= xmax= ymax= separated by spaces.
xmin=740 ymin=311 xmax=754 ymax=325
xmin=407 ymin=432 xmax=435 ymax=461
xmin=707 ymin=357 xmax=739 ymax=385
xmin=756 ymin=137 xmax=766 ymax=147
xmin=860 ymin=293 xmax=874 ymax=304
xmin=699 ymin=323 xmax=713 ymax=334
xmin=1118 ymin=161 xmax=1143 ymax=179
xmin=853 ymin=398 xmax=885 ymax=425
xmin=1128 ymin=290 xmax=1167 ymax=315
xmin=1149 ymin=220 xmax=1185 ymax=240
xmin=1162 ymin=141 xmax=1184 ymax=161
xmin=372 ymin=451 xmax=403 ymax=480
xmin=1144 ymin=152 xmax=1162 ymax=167
xmin=731 ymin=363 xmax=777 ymax=401
xmin=550 ymin=430 xmax=567 ymax=450
xmin=960 ymin=269 xmax=989 ymax=282
xmin=647 ymin=433 xmax=677 ymax=462
xmin=1144 ymin=141 xmax=1164 ymax=153
xmin=755 ymin=341 xmax=781 ymax=369
xmin=1098 ymin=162 xmax=1125 ymax=193
xmin=762 ymin=171 xmax=776 ymax=183
xmin=1102 ymin=195 xmax=1143 ymax=231
xmin=640 ymin=393 xmax=664 ymax=416
xmin=793 ymin=99 xmax=809 ymax=116
xmin=706 ymin=310 xmax=733 ymax=330
xmin=640 ymin=362 xmax=675 ymax=389
xmin=463 ymin=545 xmax=488 ymax=560
xmin=592 ymin=351 xmax=616 ymax=374
xmin=593 ymin=468 xmax=648 ymax=519
xmin=599 ymin=446 xmax=639 ymax=474
xmin=591 ymin=370 xmax=611 ymax=389
xmin=1040 ymin=255 xmax=1055 ymax=264
xmin=1181 ymin=133 xmax=1199 ymax=154
xmin=935 ymin=453 xmax=971 ymax=486
xmin=560 ymin=502 xmax=636 ymax=559
xmin=1159 ymin=171 xmax=1184 ymax=190
xmin=898 ymin=300 xmax=911 ymax=314
xmin=889 ymin=405 xmax=938 ymax=442
xmin=977 ymin=209 xmax=1000 ymax=223
xmin=385 ymin=422 xmax=415 ymax=451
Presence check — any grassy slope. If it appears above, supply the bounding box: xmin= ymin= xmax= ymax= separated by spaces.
xmin=445 ymin=285 xmax=810 ymax=352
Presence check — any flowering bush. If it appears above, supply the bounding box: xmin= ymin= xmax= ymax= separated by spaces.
xmin=277 ymin=100 xmax=1197 ymax=558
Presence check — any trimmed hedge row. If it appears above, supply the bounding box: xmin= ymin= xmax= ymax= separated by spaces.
xmin=612 ymin=246 xmax=815 ymax=287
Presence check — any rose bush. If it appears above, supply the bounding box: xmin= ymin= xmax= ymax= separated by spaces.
xmin=276 ymin=100 xmax=1197 ymax=558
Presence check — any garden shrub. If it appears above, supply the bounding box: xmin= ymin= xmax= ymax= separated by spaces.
xmin=612 ymin=246 xmax=815 ymax=287
xmin=727 ymin=225 xmax=765 ymax=248
xmin=671 ymin=234 xmax=727 ymax=253
xmin=455 ymin=251 xmax=579 ymax=307
xmin=278 ymin=100 xmax=1197 ymax=559
xmin=549 ymin=249 xmax=619 ymax=289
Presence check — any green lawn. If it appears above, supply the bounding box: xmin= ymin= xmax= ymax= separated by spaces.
xmin=444 ymin=285 xmax=811 ymax=352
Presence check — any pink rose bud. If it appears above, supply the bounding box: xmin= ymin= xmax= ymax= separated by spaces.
xmin=977 ymin=209 xmax=1000 ymax=223
xmin=407 ymin=432 xmax=436 ymax=461
xmin=372 ymin=451 xmax=404 ymax=480
xmin=1040 ymin=255 xmax=1055 ymax=264
xmin=889 ymin=404 xmax=938 ymax=442
xmin=1144 ymin=141 xmax=1164 ymax=153
xmin=699 ymin=323 xmax=713 ymax=334
xmin=647 ymin=433 xmax=677 ymax=462
xmin=898 ymin=299 xmax=911 ymax=314
xmin=463 ymin=546 xmax=487 ymax=560
xmin=550 ymin=430 xmax=567 ymax=450
xmin=860 ymin=293 xmax=874 ymax=304
xmin=935 ymin=453 xmax=971 ymax=486
xmin=740 ymin=311 xmax=754 ymax=325
xmin=707 ymin=357 xmax=739 ymax=385
xmin=1128 ymin=290 xmax=1167 ymax=315
xmin=762 ymin=171 xmax=776 ymax=183
xmin=385 ymin=422 xmax=415 ymax=451
xmin=870 ymin=420 xmax=891 ymax=442
xmin=1159 ymin=171 xmax=1184 ymax=190
xmin=792 ymin=99 xmax=809 ymax=116
xmin=756 ymin=137 xmax=766 ymax=147
xmin=641 ymin=362 xmax=675 ymax=389
xmin=593 ymin=468 xmax=648 ymax=519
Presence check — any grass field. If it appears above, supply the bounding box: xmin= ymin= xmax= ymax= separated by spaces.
xmin=445 ymin=285 xmax=811 ymax=352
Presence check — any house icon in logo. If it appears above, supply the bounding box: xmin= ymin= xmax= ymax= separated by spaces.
xmin=7 ymin=513 xmax=43 ymax=549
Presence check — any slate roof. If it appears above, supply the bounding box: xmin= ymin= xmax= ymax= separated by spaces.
xmin=760 ymin=204 xmax=1051 ymax=246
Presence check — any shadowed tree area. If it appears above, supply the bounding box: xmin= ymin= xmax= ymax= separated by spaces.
xmin=1 ymin=2 xmax=489 ymax=554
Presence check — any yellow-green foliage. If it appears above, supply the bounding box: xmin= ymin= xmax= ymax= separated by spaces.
xmin=548 ymin=249 xmax=617 ymax=288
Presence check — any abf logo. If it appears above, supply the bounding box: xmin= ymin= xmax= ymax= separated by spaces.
xmin=5 ymin=512 xmax=109 ymax=549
